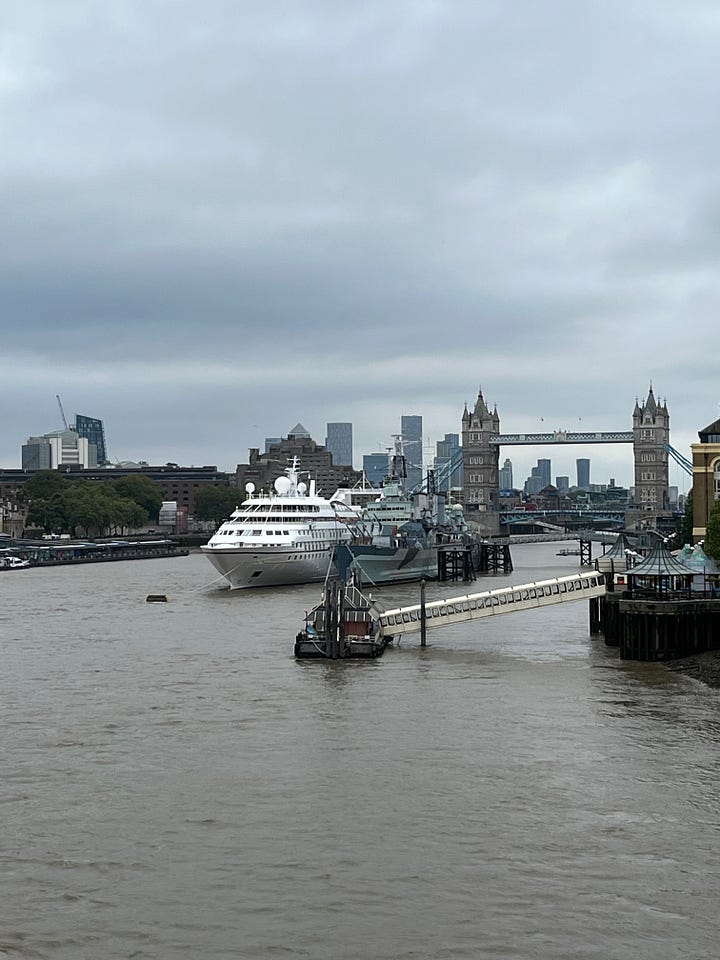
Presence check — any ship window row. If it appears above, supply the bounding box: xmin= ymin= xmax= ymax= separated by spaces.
xmin=232 ymin=515 xmax=336 ymax=524
xmin=219 ymin=527 xmax=340 ymax=538
xmin=242 ymin=504 xmax=322 ymax=514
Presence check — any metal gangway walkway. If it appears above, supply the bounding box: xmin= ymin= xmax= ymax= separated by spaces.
xmin=377 ymin=572 xmax=606 ymax=638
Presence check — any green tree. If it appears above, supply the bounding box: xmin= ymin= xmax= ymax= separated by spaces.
xmin=194 ymin=485 xmax=242 ymax=525
xmin=110 ymin=476 xmax=163 ymax=522
xmin=24 ymin=470 xmax=68 ymax=501
xmin=110 ymin=498 xmax=148 ymax=534
xmin=62 ymin=484 xmax=113 ymax=538
xmin=705 ymin=499 xmax=720 ymax=564
xmin=26 ymin=493 xmax=67 ymax=534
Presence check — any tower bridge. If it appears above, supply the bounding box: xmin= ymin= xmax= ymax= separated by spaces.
xmin=461 ymin=384 xmax=672 ymax=537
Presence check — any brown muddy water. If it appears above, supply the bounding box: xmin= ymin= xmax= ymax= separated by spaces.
xmin=1 ymin=543 xmax=718 ymax=959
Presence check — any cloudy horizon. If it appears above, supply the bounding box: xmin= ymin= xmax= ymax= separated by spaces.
xmin=3 ymin=0 xmax=720 ymax=491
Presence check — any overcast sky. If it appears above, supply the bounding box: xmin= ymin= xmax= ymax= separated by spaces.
xmin=3 ymin=0 xmax=719 ymax=490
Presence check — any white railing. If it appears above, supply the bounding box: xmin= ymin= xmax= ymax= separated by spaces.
xmin=377 ymin=572 xmax=606 ymax=637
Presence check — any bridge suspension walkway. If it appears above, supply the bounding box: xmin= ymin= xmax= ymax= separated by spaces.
xmin=377 ymin=572 xmax=606 ymax=639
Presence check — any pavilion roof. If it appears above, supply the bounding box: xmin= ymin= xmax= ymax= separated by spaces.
xmin=628 ymin=541 xmax=696 ymax=579
xmin=685 ymin=545 xmax=720 ymax=574
xmin=603 ymin=533 xmax=635 ymax=560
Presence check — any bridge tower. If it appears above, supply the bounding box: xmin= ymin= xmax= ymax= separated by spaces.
xmin=461 ymin=387 xmax=500 ymax=534
xmin=632 ymin=385 xmax=670 ymax=512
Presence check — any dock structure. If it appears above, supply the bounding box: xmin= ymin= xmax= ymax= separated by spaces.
xmin=591 ymin=540 xmax=720 ymax=660
xmin=377 ymin=572 xmax=606 ymax=639
xmin=294 ymin=579 xmax=389 ymax=659
xmin=437 ymin=544 xmax=475 ymax=582
xmin=596 ymin=595 xmax=720 ymax=660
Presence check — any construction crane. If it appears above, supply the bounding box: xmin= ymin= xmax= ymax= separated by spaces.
xmin=56 ymin=395 xmax=69 ymax=430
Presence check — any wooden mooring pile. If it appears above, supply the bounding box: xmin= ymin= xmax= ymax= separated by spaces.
xmin=591 ymin=593 xmax=720 ymax=661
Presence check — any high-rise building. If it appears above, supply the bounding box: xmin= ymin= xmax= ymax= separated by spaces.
xmin=524 ymin=458 xmax=551 ymax=495
xmin=362 ymin=453 xmax=387 ymax=486
xmin=325 ymin=422 xmax=353 ymax=467
xmin=556 ymin=476 xmax=570 ymax=493
xmin=401 ymin=415 xmax=423 ymax=492
xmin=22 ymin=430 xmax=97 ymax=470
xmin=524 ymin=466 xmax=543 ymax=496
xmin=538 ymin=458 xmax=551 ymax=488
xmin=264 ymin=437 xmax=282 ymax=454
xmin=499 ymin=458 xmax=513 ymax=490
xmin=434 ymin=433 xmax=462 ymax=492
xmin=576 ymin=458 xmax=590 ymax=490
xmin=74 ymin=415 xmax=108 ymax=465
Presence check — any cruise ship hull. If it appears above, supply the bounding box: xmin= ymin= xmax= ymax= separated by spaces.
xmin=201 ymin=545 xmax=337 ymax=589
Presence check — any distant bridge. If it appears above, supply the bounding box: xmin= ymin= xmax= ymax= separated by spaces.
xmin=500 ymin=509 xmax=626 ymax=524
xmin=496 ymin=530 xmax=621 ymax=545
xmin=377 ymin=572 xmax=606 ymax=639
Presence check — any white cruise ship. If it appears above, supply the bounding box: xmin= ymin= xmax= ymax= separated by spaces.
xmin=201 ymin=459 xmax=361 ymax=589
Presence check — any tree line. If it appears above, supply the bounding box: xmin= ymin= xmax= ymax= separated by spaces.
xmin=24 ymin=472 xmax=164 ymax=539
xmin=22 ymin=471 xmax=244 ymax=538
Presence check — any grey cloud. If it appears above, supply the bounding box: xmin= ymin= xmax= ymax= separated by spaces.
xmin=2 ymin=0 xmax=719 ymax=482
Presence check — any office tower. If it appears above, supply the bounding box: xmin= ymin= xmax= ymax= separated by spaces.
xmin=556 ymin=476 xmax=570 ymax=494
xmin=363 ymin=453 xmax=387 ymax=486
xmin=434 ymin=433 xmax=462 ymax=492
xmin=525 ymin=466 xmax=543 ymax=496
xmin=499 ymin=458 xmax=513 ymax=490
xmin=22 ymin=430 xmax=97 ymax=470
xmin=538 ymin=458 xmax=551 ymax=488
xmin=74 ymin=414 xmax=108 ymax=464
xmin=576 ymin=458 xmax=590 ymax=490
xmin=264 ymin=437 xmax=282 ymax=454
xmin=401 ymin=415 xmax=423 ymax=492
xmin=325 ymin=422 xmax=353 ymax=467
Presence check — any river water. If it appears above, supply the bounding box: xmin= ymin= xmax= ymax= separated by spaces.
xmin=1 ymin=543 xmax=719 ymax=960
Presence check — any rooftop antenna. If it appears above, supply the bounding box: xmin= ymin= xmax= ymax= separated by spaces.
xmin=56 ymin=394 xmax=69 ymax=430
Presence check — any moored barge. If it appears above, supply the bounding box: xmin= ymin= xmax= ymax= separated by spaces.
xmin=2 ymin=538 xmax=189 ymax=567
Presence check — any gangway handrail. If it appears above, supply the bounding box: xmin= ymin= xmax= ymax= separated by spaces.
xmin=377 ymin=572 xmax=606 ymax=638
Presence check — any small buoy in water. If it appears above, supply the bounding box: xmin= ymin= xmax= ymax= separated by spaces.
xmin=146 ymin=594 xmax=169 ymax=603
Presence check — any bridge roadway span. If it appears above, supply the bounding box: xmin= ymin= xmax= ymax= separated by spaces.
xmin=490 ymin=430 xmax=633 ymax=445
xmin=491 ymin=530 xmax=620 ymax=546
xmin=377 ymin=572 xmax=607 ymax=638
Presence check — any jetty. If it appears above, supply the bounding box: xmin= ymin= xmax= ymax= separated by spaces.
xmin=591 ymin=540 xmax=720 ymax=660
xmin=295 ymin=579 xmax=389 ymax=659
xmin=295 ymin=571 xmax=606 ymax=659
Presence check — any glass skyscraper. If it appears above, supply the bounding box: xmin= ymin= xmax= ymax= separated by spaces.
xmin=401 ymin=415 xmax=423 ymax=492
xmin=325 ymin=422 xmax=353 ymax=467
xmin=74 ymin=415 xmax=108 ymax=464
xmin=362 ymin=453 xmax=387 ymax=486
xmin=576 ymin=458 xmax=590 ymax=490
xmin=499 ymin=458 xmax=513 ymax=490
xmin=434 ymin=433 xmax=462 ymax=492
